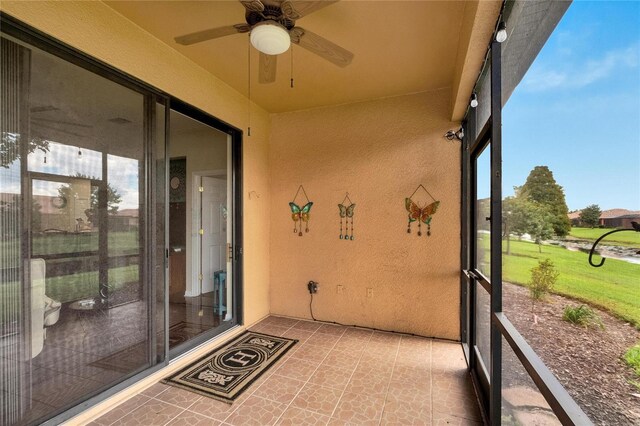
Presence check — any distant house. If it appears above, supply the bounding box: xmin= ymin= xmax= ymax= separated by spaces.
xmin=599 ymin=209 xmax=640 ymax=227
xmin=568 ymin=211 xmax=582 ymax=226
xmin=567 ymin=208 xmax=640 ymax=228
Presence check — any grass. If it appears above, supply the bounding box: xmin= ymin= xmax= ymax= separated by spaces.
xmin=569 ymin=227 xmax=640 ymax=247
xmin=624 ymin=344 xmax=640 ymax=377
xmin=503 ymin=238 xmax=640 ymax=327
xmin=0 ymin=264 xmax=140 ymax=320
xmin=0 ymin=231 xmax=140 ymax=268
xmin=562 ymin=304 xmax=604 ymax=329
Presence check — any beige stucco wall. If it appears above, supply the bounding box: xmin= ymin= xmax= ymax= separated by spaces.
xmin=269 ymin=89 xmax=461 ymax=340
xmin=0 ymin=0 xmax=271 ymax=325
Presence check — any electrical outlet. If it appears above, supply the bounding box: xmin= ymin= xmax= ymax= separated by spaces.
xmin=337 ymin=285 xmax=344 ymax=294
xmin=366 ymin=288 xmax=373 ymax=298
xmin=307 ymin=281 xmax=318 ymax=294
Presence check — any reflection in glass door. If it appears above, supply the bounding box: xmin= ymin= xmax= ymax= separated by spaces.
xmin=168 ymin=109 xmax=236 ymax=351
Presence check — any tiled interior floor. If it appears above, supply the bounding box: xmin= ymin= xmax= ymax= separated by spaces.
xmin=91 ymin=316 xmax=482 ymax=426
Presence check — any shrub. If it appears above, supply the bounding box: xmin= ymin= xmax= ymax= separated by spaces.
xmin=624 ymin=344 xmax=640 ymax=377
xmin=529 ymin=259 xmax=559 ymax=301
xmin=562 ymin=305 xmax=604 ymax=329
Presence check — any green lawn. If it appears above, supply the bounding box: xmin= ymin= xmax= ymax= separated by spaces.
xmin=0 ymin=264 xmax=139 ymax=319
xmin=503 ymin=238 xmax=640 ymax=327
xmin=569 ymin=227 xmax=640 ymax=247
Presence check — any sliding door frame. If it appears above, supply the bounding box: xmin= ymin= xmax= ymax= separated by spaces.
xmin=167 ymin=99 xmax=244 ymax=359
xmin=0 ymin=12 xmax=244 ymax=426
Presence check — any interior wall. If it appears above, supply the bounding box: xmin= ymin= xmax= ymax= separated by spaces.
xmin=0 ymin=1 xmax=271 ymax=325
xmin=170 ymin=127 xmax=228 ymax=297
xmin=269 ymin=89 xmax=461 ymax=340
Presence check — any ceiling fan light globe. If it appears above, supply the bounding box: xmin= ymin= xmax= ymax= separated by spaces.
xmin=250 ymin=22 xmax=290 ymax=55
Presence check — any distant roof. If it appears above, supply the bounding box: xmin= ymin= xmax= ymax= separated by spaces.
xmin=600 ymin=209 xmax=640 ymax=219
xmin=568 ymin=211 xmax=581 ymax=219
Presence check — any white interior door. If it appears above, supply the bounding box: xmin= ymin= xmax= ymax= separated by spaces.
xmin=201 ymin=176 xmax=227 ymax=294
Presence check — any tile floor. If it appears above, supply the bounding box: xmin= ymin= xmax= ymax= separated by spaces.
xmin=91 ymin=316 xmax=482 ymax=426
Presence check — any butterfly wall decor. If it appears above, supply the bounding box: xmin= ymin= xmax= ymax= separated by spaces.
xmin=338 ymin=193 xmax=356 ymax=240
xmin=290 ymin=185 xmax=313 ymax=237
xmin=405 ymin=184 xmax=440 ymax=237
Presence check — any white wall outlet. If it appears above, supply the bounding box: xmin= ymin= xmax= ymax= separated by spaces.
xmin=366 ymin=288 xmax=373 ymax=298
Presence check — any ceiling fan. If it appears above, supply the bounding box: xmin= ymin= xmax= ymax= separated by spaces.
xmin=174 ymin=0 xmax=354 ymax=84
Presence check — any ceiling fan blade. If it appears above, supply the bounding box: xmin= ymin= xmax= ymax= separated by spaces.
xmin=290 ymin=27 xmax=353 ymax=68
xmin=281 ymin=0 xmax=339 ymax=20
xmin=259 ymin=53 xmax=277 ymax=84
xmin=175 ymin=24 xmax=250 ymax=46
xmin=240 ymin=0 xmax=265 ymax=13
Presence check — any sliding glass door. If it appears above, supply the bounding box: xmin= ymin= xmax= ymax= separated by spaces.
xmin=167 ymin=107 xmax=240 ymax=354
xmin=0 ymin=30 xmax=165 ymax=425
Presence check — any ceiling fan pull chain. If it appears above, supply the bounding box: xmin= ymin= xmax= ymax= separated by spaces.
xmin=247 ymin=35 xmax=252 ymax=136
xmin=290 ymin=46 xmax=294 ymax=88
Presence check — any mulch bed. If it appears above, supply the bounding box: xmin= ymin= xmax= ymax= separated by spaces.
xmin=503 ymin=282 xmax=640 ymax=425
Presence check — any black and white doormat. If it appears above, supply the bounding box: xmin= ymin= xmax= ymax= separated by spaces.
xmin=162 ymin=331 xmax=297 ymax=403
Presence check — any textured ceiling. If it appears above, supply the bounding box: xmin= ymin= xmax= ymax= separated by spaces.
xmin=105 ymin=0 xmax=496 ymax=114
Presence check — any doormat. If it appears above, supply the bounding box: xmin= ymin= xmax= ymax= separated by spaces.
xmin=90 ymin=342 xmax=148 ymax=374
xmin=169 ymin=321 xmax=211 ymax=347
xmin=162 ymin=331 xmax=297 ymax=403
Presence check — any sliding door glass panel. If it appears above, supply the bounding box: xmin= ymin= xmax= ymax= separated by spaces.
xmin=0 ymin=33 xmax=158 ymax=425
xmin=502 ymin=337 xmax=561 ymax=425
xmin=475 ymin=285 xmax=491 ymax=376
xmin=168 ymin=110 xmax=234 ymax=350
xmin=475 ymin=145 xmax=491 ymax=278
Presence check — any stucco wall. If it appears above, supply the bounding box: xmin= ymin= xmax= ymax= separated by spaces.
xmin=269 ymin=89 xmax=461 ymax=340
xmin=0 ymin=1 xmax=271 ymax=325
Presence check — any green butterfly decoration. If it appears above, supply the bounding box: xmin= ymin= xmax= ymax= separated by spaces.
xmin=338 ymin=193 xmax=356 ymax=240
xmin=290 ymin=185 xmax=313 ymax=236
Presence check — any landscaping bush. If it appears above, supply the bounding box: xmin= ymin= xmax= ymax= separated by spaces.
xmin=529 ymin=258 xmax=558 ymax=301
xmin=562 ymin=305 xmax=604 ymax=329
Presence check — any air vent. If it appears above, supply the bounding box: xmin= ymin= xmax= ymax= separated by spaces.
xmin=107 ymin=117 xmax=132 ymax=125
xmin=30 ymin=105 xmax=59 ymax=113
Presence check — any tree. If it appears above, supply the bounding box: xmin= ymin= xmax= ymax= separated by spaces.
xmin=519 ymin=166 xmax=571 ymax=237
xmin=579 ymin=204 xmax=601 ymax=228
xmin=503 ymin=195 xmax=554 ymax=253
xmin=1 ymin=133 xmax=49 ymax=168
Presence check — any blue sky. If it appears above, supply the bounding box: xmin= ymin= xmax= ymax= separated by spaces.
xmin=502 ymin=0 xmax=640 ymax=211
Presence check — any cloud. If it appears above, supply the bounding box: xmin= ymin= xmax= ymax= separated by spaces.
xmin=521 ymin=44 xmax=639 ymax=92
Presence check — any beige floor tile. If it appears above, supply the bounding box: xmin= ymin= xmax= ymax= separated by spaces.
xmin=382 ymin=391 xmax=431 ymax=425
xmin=321 ymin=348 xmax=362 ymax=370
xmin=332 ymin=392 xmax=384 ymax=425
xmin=282 ymin=328 xmax=315 ymax=343
xmin=292 ymin=383 xmax=343 ymax=417
xmin=308 ymin=365 xmax=354 ymax=391
xmin=292 ymin=320 xmax=323 ymax=332
xmin=276 ymin=406 xmax=331 ymax=426
xmin=186 ymin=396 xmax=238 ymax=422
xmin=345 ymin=370 xmax=390 ymax=397
xmin=306 ymin=332 xmax=342 ymax=348
xmin=315 ymin=323 xmax=347 ymax=336
xmin=167 ymin=410 xmax=222 ymax=425
xmin=111 ymin=399 xmax=184 ymax=426
xmin=275 ymin=357 xmax=321 ymax=382
xmin=92 ymin=394 xmax=151 ymax=425
xmin=252 ymin=373 xmax=306 ymax=404
xmin=225 ymin=395 xmax=287 ymax=426
xmin=154 ymin=385 xmax=201 ymax=408
xmin=290 ymin=342 xmax=332 ymax=363
xmin=92 ymin=316 xmax=481 ymax=426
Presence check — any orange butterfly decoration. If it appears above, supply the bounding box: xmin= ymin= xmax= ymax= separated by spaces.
xmin=405 ymin=198 xmax=440 ymax=237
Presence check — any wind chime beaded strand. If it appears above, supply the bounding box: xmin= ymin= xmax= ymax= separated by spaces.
xmin=405 ymin=184 xmax=440 ymax=237
xmin=338 ymin=193 xmax=356 ymax=240
xmin=289 ymin=185 xmax=313 ymax=237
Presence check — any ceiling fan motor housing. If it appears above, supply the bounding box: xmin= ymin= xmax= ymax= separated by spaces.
xmin=246 ymin=7 xmax=296 ymax=29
